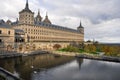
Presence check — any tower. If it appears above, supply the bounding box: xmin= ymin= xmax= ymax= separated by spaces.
xmin=19 ymin=0 xmax=34 ymax=25
xmin=43 ymin=12 xmax=51 ymax=24
xmin=77 ymin=21 xmax=84 ymax=34
xmin=35 ymin=9 xmax=42 ymax=23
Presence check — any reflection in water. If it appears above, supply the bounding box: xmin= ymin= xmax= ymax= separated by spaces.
xmin=32 ymin=58 xmax=120 ymax=80
xmin=0 ymin=54 xmax=74 ymax=80
xmin=76 ymin=58 xmax=83 ymax=70
xmin=1 ymin=54 xmax=120 ymax=80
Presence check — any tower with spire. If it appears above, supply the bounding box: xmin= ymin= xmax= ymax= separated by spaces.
xmin=35 ymin=10 xmax=42 ymax=23
xmin=77 ymin=21 xmax=84 ymax=34
xmin=19 ymin=0 xmax=34 ymax=25
xmin=43 ymin=12 xmax=51 ymax=24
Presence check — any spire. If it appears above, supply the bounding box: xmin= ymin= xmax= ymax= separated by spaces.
xmin=38 ymin=9 xmax=40 ymax=15
xmin=80 ymin=21 xmax=82 ymax=26
xmin=45 ymin=12 xmax=48 ymax=19
xmin=79 ymin=20 xmax=83 ymax=28
xmin=19 ymin=0 xmax=33 ymax=13
xmin=25 ymin=0 xmax=29 ymax=10
xmin=16 ymin=18 xmax=18 ymax=22
xmin=37 ymin=9 xmax=41 ymax=18
xmin=35 ymin=9 xmax=42 ymax=22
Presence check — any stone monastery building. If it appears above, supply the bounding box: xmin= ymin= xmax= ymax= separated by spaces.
xmin=0 ymin=0 xmax=84 ymax=51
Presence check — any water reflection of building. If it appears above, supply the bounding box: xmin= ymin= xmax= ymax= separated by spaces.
xmin=76 ymin=58 xmax=83 ymax=70
xmin=0 ymin=0 xmax=84 ymax=51
xmin=0 ymin=54 xmax=74 ymax=80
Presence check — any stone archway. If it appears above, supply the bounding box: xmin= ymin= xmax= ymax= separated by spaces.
xmin=25 ymin=44 xmax=30 ymax=51
xmin=19 ymin=44 xmax=23 ymax=51
xmin=32 ymin=44 xmax=36 ymax=50
xmin=7 ymin=45 xmax=12 ymax=51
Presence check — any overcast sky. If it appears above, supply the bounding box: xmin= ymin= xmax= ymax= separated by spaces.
xmin=0 ymin=0 xmax=120 ymax=43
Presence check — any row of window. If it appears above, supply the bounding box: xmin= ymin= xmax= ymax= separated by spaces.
xmin=24 ymin=28 xmax=80 ymax=37
xmin=29 ymin=36 xmax=82 ymax=41
xmin=0 ymin=30 xmax=11 ymax=35
xmin=20 ymin=14 xmax=33 ymax=18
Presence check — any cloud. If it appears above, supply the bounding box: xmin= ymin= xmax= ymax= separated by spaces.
xmin=85 ymin=18 xmax=120 ymax=43
xmin=0 ymin=0 xmax=120 ymax=43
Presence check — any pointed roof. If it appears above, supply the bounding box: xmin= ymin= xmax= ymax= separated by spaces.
xmin=38 ymin=9 xmax=40 ymax=15
xmin=43 ymin=12 xmax=51 ymax=24
xmin=0 ymin=19 xmax=5 ymax=24
xmin=36 ymin=9 xmax=42 ymax=19
xmin=78 ymin=21 xmax=83 ymax=28
xmin=6 ymin=19 xmax=12 ymax=25
xmin=19 ymin=0 xmax=33 ymax=13
xmin=25 ymin=0 xmax=29 ymax=10
xmin=0 ymin=20 xmax=12 ymax=29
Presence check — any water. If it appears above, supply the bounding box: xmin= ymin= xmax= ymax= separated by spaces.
xmin=0 ymin=54 xmax=120 ymax=80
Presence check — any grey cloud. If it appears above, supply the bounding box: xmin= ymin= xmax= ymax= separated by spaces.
xmin=44 ymin=0 xmax=120 ymax=24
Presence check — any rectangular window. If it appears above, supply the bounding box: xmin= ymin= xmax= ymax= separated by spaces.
xmin=8 ymin=31 xmax=10 ymax=35
xmin=0 ymin=30 xmax=2 ymax=34
xmin=0 ymin=39 xmax=2 ymax=42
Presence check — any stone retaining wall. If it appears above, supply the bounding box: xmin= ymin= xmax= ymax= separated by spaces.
xmin=0 ymin=67 xmax=21 ymax=80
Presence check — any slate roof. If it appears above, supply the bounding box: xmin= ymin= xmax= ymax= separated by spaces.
xmin=0 ymin=19 xmax=12 ymax=29
xmin=19 ymin=0 xmax=33 ymax=14
xmin=15 ymin=29 xmax=24 ymax=33
xmin=12 ymin=20 xmax=81 ymax=33
xmin=35 ymin=22 xmax=80 ymax=33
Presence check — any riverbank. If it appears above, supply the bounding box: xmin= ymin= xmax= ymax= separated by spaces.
xmin=0 ymin=67 xmax=21 ymax=80
xmin=1 ymin=50 xmax=120 ymax=63
xmin=51 ymin=51 xmax=120 ymax=63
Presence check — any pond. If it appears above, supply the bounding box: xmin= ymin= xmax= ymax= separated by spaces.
xmin=0 ymin=54 xmax=120 ymax=80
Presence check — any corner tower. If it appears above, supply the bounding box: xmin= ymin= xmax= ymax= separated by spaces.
xmin=19 ymin=0 xmax=34 ymax=25
xmin=77 ymin=21 xmax=84 ymax=34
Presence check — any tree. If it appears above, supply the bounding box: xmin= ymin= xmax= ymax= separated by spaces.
xmin=53 ymin=44 xmax=61 ymax=50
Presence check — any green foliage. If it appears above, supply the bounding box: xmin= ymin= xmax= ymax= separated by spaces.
xmin=58 ymin=44 xmax=120 ymax=57
xmin=95 ymin=44 xmax=120 ymax=56
xmin=84 ymin=45 xmax=96 ymax=53
xmin=58 ymin=46 xmax=80 ymax=52
xmin=79 ymin=49 xmax=84 ymax=53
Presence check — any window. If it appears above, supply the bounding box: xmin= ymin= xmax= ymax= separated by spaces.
xmin=0 ymin=30 xmax=2 ymax=34
xmin=8 ymin=31 xmax=10 ymax=35
xmin=0 ymin=39 xmax=2 ymax=42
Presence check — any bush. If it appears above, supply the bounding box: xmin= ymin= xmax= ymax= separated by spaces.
xmin=58 ymin=46 xmax=79 ymax=52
